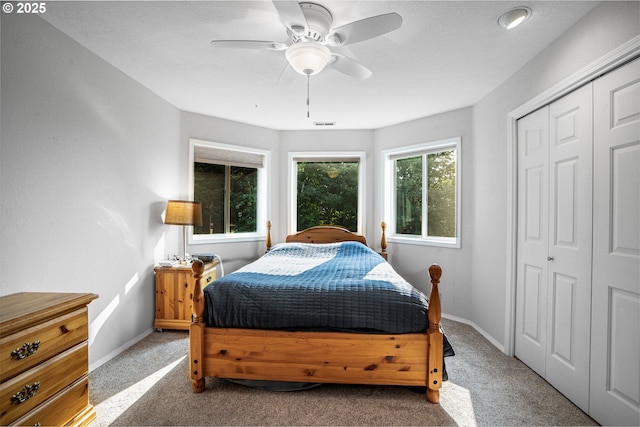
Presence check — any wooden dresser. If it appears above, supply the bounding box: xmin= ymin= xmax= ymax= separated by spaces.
xmin=0 ymin=292 xmax=98 ymax=426
xmin=154 ymin=261 xmax=217 ymax=331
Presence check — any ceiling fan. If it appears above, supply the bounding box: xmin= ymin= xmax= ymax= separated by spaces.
xmin=211 ymin=0 xmax=403 ymax=79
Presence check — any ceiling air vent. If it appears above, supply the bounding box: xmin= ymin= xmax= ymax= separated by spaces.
xmin=314 ymin=122 xmax=336 ymax=127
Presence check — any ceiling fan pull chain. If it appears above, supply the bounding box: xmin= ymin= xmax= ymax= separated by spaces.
xmin=307 ymin=74 xmax=310 ymax=118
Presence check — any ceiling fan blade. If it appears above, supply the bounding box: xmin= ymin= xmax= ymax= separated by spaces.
xmin=277 ymin=63 xmax=297 ymax=85
xmin=211 ymin=40 xmax=288 ymax=51
xmin=272 ymin=1 xmax=308 ymax=32
xmin=329 ymin=53 xmax=372 ymax=79
xmin=327 ymin=12 xmax=402 ymax=46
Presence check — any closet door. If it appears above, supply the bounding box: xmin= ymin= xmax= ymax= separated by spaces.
xmin=590 ymin=58 xmax=640 ymax=426
xmin=516 ymin=83 xmax=593 ymax=412
xmin=546 ymin=83 xmax=593 ymax=413
xmin=516 ymin=106 xmax=549 ymax=377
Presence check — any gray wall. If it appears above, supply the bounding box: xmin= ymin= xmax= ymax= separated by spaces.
xmin=179 ymin=111 xmax=280 ymax=273
xmin=1 ymin=13 xmax=182 ymax=367
xmin=469 ymin=0 xmax=639 ymax=348
xmin=374 ymin=108 xmax=474 ymax=321
xmin=2 ymin=2 xmax=638 ymax=368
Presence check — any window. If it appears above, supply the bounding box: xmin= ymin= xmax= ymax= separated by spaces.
xmin=189 ymin=139 xmax=269 ymax=243
xmin=383 ymin=137 xmax=461 ymax=248
xmin=289 ymin=152 xmax=365 ymax=233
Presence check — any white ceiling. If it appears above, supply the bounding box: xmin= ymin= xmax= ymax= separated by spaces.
xmin=40 ymin=1 xmax=600 ymax=130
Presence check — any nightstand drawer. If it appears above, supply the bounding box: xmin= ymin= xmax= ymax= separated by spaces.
xmin=202 ymin=270 xmax=216 ymax=289
xmin=0 ymin=342 xmax=88 ymax=425
xmin=0 ymin=308 xmax=88 ymax=383
xmin=10 ymin=376 xmax=92 ymax=427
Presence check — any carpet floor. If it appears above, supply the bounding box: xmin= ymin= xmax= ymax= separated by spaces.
xmin=88 ymin=319 xmax=598 ymax=426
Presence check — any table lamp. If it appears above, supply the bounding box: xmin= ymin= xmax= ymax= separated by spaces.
xmin=164 ymin=200 xmax=202 ymax=262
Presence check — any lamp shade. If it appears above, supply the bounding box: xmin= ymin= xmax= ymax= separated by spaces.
xmin=285 ymin=41 xmax=331 ymax=76
xmin=164 ymin=200 xmax=203 ymax=226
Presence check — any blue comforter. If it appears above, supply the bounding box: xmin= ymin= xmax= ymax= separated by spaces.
xmin=203 ymin=241 xmax=431 ymax=334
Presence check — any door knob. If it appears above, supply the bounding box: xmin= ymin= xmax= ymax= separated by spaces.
xmin=547 ymin=256 xmax=554 ymax=261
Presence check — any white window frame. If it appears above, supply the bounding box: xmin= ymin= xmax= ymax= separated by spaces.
xmin=288 ymin=151 xmax=366 ymax=235
xmin=382 ymin=137 xmax=461 ymax=248
xmin=189 ymin=138 xmax=270 ymax=244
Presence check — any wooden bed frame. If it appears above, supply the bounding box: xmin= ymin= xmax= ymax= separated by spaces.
xmin=189 ymin=222 xmax=444 ymax=403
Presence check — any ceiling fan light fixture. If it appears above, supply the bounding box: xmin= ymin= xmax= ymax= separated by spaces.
xmin=285 ymin=41 xmax=331 ymax=76
xmin=497 ymin=7 xmax=531 ymax=30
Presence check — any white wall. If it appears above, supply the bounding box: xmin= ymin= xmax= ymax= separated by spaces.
xmin=374 ymin=108 xmax=474 ymax=320
xmin=0 ymin=14 xmax=183 ymax=368
xmin=469 ymin=0 xmax=640 ymax=348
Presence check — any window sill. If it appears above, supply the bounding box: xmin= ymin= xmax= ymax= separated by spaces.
xmin=190 ymin=233 xmax=266 ymax=245
xmin=388 ymin=235 xmax=460 ymax=249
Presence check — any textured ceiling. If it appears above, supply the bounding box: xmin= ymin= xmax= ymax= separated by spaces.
xmin=40 ymin=1 xmax=600 ymax=130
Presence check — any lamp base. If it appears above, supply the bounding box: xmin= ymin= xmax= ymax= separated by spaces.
xmin=181 ymin=226 xmax=190 ymax=263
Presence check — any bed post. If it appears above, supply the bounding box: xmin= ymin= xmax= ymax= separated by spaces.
xmin=380 ymin=222 xmax=388 ymax=260
xmin=426 ymin=264 xmax=443 ymax=404
xmin=190 ymin=259 xmax=206 ymax=393
xmin=266 ymin=220 xmax=272 ymax=252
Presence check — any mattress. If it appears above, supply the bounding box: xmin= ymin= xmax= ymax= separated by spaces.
xmin=203 ymin=241 xmax=433 ymax=334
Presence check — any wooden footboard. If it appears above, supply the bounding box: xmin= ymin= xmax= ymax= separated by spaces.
xmin=190 ymin=261 xmax=444 ymax=403
xmin=189 ymin=228 xmax=443 ymax=404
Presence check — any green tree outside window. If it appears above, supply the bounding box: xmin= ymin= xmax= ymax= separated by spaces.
xmin=296 ymin=161 xmax=359 ymax=232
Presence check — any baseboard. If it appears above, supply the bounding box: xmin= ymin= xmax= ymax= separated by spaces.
xmin=89 ymin=327 xmax=154 ymax=372
xmin=442 ymin=313 xmax=506 ymax=354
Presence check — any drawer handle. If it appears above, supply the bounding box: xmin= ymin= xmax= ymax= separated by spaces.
xmin=207 ymin=276 xmax=213 ymax=283
xmin=11 ymin=381 xmax=40 ymax=404
xmin=10 ymin=341 xmax=41 ymax=360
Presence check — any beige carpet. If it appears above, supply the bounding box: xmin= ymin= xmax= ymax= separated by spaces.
xmin=88 ymin=319 xmax=597 ymax=426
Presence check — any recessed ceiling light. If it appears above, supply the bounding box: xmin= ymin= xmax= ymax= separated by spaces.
xmin=497 ymin=7 xmax=531 ymax=30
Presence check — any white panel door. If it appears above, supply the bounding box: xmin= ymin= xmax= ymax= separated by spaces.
xmin=546 ymin=83 xmax=593 ymax=413
xmin=516 ymin=106 xmax=549 ymax=377
xmin=516 ymin=83 xmax=593 ymax=413
xmin=590 ymin=57 xmax=640 ymax=426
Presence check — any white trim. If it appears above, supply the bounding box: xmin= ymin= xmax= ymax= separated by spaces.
xmin=509 ymin=36 xmax=640 ymax=122
xmin=442 ymin=313 xmax=505 ymax=354
xmin=382 ymin=137 xmax=462 ymax=248
xmin=388 ymin=235 xmax=459 ymax=249
xmin=191 ymin=233 xmax=265 ymax=245
xmin=89 ymin=327 xmax=154 ymax=372
xmin=504 ymin=36 xmax=640 ymax=357
xmin=287 ymin=151 xmax=366 ymax=235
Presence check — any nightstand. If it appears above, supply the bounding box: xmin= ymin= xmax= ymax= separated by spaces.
xmin=154 ymin=261 xmax=218 ymax=331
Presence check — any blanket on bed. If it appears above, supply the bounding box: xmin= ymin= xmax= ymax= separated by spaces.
xmin=204 ymin=241 xmax=438 ymax=335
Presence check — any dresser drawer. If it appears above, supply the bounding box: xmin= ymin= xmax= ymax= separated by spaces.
xmin=10 ymin=376 xmax=93 ymax=427
xmin=0 ymin=308 xmax=88 ymax=383
xmin=0 ymin=342 xmax=88 ymax=424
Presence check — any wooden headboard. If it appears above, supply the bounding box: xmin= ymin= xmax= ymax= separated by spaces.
xmin=266 ymin=221 xmax=388 ymax=259
xmin=286 ymin=225 xmax=368 ymax=246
